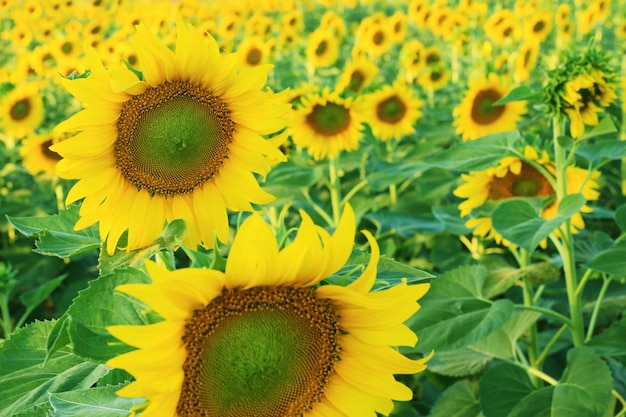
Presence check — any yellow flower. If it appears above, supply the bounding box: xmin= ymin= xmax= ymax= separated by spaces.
xmin=454 ymin=146 xmax=601 ymax=246
xmin=236 ymin=35 xmax=272 ymax=68
xmin=336 ymin=56 xmax=379 ymax=94
xmin=289 ymin=87 xmax=364 ymax=160
xmin=0 ymin=82 xmax=45 ymax=139
xmin=359 ymin=81 xmax=423 ymax=142
xmin=523 ymin=10 xmax=553 ymax=44
xmin=51 ymin=22 xmax=289 ymax=255
xmin=18 ymin=131 xmax=68 ymax=179
xmin=453 ymin=73 xmax=527 ymax=141
xmin=306 ymin=28 xmax=340 ymax=69
xmin=107 ymin=205 xmax=431 ymax=417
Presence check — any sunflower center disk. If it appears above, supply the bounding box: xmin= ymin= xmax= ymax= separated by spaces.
xmin=489 ymin=162 xmax=554 ymax=199
xmin=115 ymin=81 xmax=234 ymax=195
xmin=471 ymin=89 xmax=505 ymax=125
xmin=306 ymin=102 xmax=350 ymax=136
xmin=178 ymin=286 xmax=341 ymax=417
xmin=376 ymin=95 xmax=407 ymax=124
xmin=10 ymin=98 xmax=31 ymax=121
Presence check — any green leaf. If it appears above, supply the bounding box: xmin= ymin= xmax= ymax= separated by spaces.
xmin=479 ymin=363 xmax=539 ymax=417
xmin=265 ymin=160 xmax=324 ymax=187
xmin=586 ymin=317 xmax=626 ymax=356
xmin=493 ymin=85 xmax=539 ymax=105
xmin=585 ymin=240 xmax=626 ymax=276
xmin=49 ymin=384 xmax=145 ymax=417
xmin=427 ymin=131 xmax=520 ymax=172
xmin=19 ymin=273 xmax=67 ymax=314
xmin=46 ymin=314 xmax=71 ymax=363
xmin=366 ymin=157 xmax=428 ymax=191
xmin=577 ymin=135 xmax=626 ymax=168
xmin=432 ymin=205 xmax=472 ymax=235
xmin=6 ymin=205 xmax=100 ymax=258
xmin=426 ymin=264 xmax=488 ymax=299
xmin=98 ymin=219 xmax=187 ymax=276
xmin=615 ymin=204 xmax=626 ymax=233
xmin=492 ymin=194 xmax=586 ymax=252
xmin=408 ymin=298 xmax=514 ymax=353
xmin=0 ymin=321 xmax=107 ymax=417
xmin=427 ymin=347 xmax=492 ymax=377
xmin=480 ymin=347 xmax=613 ymax=417
xmin=323 ymin=249 xmax=433 ymax=291
xmin=580 ymin=116 xmax=618 ymax=140
xmin=67 ymin=268 xmax=153 ymax=362
xmin=366 ymin=211 xmax=444 ymax=237
xmin=472 ymin=311 xmax=541 ymax=358
xmin=430 ymin=380 xmax=482 ymax=417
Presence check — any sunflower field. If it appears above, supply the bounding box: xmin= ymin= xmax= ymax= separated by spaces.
xmin=1 ymin=0 xmax=626 ymax=416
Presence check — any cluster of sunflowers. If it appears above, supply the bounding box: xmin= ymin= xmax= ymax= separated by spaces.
xmin=1 ymin=0 xmax=626 ymax=416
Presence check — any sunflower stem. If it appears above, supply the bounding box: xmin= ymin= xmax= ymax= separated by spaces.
xmin=328 ymin=156 xmax=342 ymax=226
xmin=621 ymin=54 xmax=626 ymax=195
xmin=518 ymin=249 xmax=541 ymax=380
xmin=585 ymin=274 xmax=613 ymax=343
xmin=0 ymin=294 xmax=12 ymax=338
xmin=535 ymin=324 xmax=569 ymax=368
xmin=553 ymin=115 xmax=585 ymax=347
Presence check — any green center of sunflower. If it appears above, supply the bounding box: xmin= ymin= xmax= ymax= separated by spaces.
xmin=347 ymin=70 xmax=365 ymax=93
xmin=246 ymin=47 xmax=262 ymax=66
xmin=489 ymin=162 xmax=554 ymax=199
xmin=470 ymin=89 xmax=505 ymax=125
xmin=10 ymin=98 xmax=31 ymax=121
xmin=533 ymin=21 xmax=545 ymax=33
xmin=315 ymin=40 xmax=328 ymax=56
xmin=61 ymin=41 xmax=73 ymax=54
xmin=115 ymin=80 xmax=234 ymax=196
xmin=376 ymin=95 xmax=407 ymax=124
xmin=306 ymin=102 xmax=351 ymax=136
xmin=178 ymin=286 xmax=341 ymax=417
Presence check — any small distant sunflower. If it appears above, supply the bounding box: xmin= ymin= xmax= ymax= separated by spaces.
xmin=361 ymin=22 xmax=393 ymax=58
xmin=453 ymin=73 xmax=527 ymax=141
xmin=306 ymin=28 xmax=340 ymax=69
xmin=388 ymin=11 xmax=409 ymax=43
xmin=51 ymin=22 xmax=289 ymax=254
xmin=236 ymin=36 xmax=271 ymax=68
xmin=400 ymin=39 xmax=426 ymax=79
xmin=290 ymin=88 xmax=364 ymax=160
xmin=524 ymin=10 xmax=553 ymax=44
xmin=514 ymin=41 xmax=540 ymax=82
xmin=360 ymin=81 xmax=422 ymax=141
xmin=454 ymin=146 xmax=601 ymax=246
xmin=19 ymin=131 xmax=67 ymax=178
xmin=0 ymin=82 xmax=44 ymax=138
xmin=107 ymin=205 xmax=431 ymax=417
xmin=336 ymin=57 xmax=379 ymax=94
xmin=419 ymin=65 xmax=450 ymax=91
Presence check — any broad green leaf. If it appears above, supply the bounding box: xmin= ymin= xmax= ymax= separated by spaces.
xmin=479 ymin=363 xmax=537 ymax=417
xmin=366 ymin=211 xmax=444 ymax=237
xmin=19 ymin=273 xmax=67 ymax=314
xmin=0 ymin=321 xmax=107 ymax=417
xmin=426 ymin=264 xmax=488 ymax=299
xmin=430 ymin=380 xmax=482 ymax=417
xmin=492 ymin=194 xmax=586 ymax=252
xmin=482 ymin=265 xmax=525 ymax=299
xmin=432 ymin=205 xmax=472 ymax=235
xmin=615 ymin=204 xmax=626 ymax=233
xmin=481 ymin=347 xmax=612 ymax=417
xmin=323 ymin=249 xmax=433 ymax=291
xmin=366 ymin=157 xmax=428 ymax=191
xmin=98 ymin=219 xmax=187 ymax=276
xmin=493 ymin=85 xmax=539 ymax=105
xmin=67 ymin=268 xmax=153 ymax=362
xmin=472 ymin=311 xmax=541 ymax=358
xmin=577 ymin=135 xmax=626 ymax=169
xmin=265 ymin=160 xmax=324 ymax=188
xmin=580 ymin=116 xmax=618 ymax=140
xmin=427 ymin=131 xmax=520 ymax=172
xmin=6 ymin=205 xmax=100 ymax=258
xmin=49 ymin=384 xmax=145 ymax=417
xmin=586 ymin=317 xmax=626 ymax=356
xmin=426 ymin=347 xmax=492 ymax=377
xmin=46 ymin=314 xmax=71 ymax=362
xmin=585 ymin=240 xmax=626 ymax=276
xmin=408 ymin=298 xmax=514 ymax=353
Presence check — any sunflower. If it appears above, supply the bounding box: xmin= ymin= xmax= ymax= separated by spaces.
xmin=514 ymin=41 xmax=540 ymax=82
xmin=106 ymin=205 xmax=431 ymax=417
xmin=453 ymin=73 xmax=527 ymax=141
xmin=359 ymin=81 xmax=422 ymax=142
xmin=51 ymin=22 xmax=289 ymax=255
xmin=453 ymin=146 xmax=601 ymax=246
xmin=306 ymin=28 xmax=340 ymax=69
xmin=360 ymin=22 xmax=393 ymax=58
xmin=289 ymin=87 xmax=364 ymax=160
xmin=336 ymin=57 xmax=379 ymax=94
xmin=400 ymin=39 xmax=426 ymax=80
xmin=0 ymin=82 xmax=45 ymax=139
xmin=18 ymin=131 xmax=67 ymax=178
xmin=388 ymin=11 xmax=409 ymax=43
xmin=236 ymin=36 xmax=271 ymax=68
xmin=524 ymin=10 xmax=553 ymax=44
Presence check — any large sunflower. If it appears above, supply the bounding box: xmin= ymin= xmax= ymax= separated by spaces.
xmin=0 ymin=82 xmax=45 ymax=139
xmin=107 ymin=205 xmax=431 ymax=417
xmin=51 ymin=22 xmax=290 ymax=254
xmin=289 ymin=87 xmax=364 ymax=160
xmin=453 ymin=146 xmax=601 ymax=246
xmin=359 ymin=81 xmax=422 ymax=142
xmin=453 ymin=73 xmax=527 ymax=141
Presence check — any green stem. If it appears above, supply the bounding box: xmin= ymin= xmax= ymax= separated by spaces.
xmin=518 ymin=249 xmax=540 ymax=371
xmin=514 ymin=305 xmax=572 ymax=327
xmin=585 ymin=274 xmax=613 ymax=343
xmin=553 ymin=115 xmax=585 ymax=347
xmin=536 ymin=324 xmax=568 ymax=368
xmin=0 ymin=295 xmax=12 ymax=338
xmin=328 ymin=156 xmax=342 ymax=226
xmin=302 ymin=189 xmax=334 ymax=227
xmin=574 ymin=268 xmax=594 ymax=298
xmin=622 ymin=55 xmax=626 ymax=195
xmin=342 ymin=180 xmax=368 ymax=205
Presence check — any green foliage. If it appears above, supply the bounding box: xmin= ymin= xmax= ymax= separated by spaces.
xmin=48 ymin=384 xmax=145 ymax=417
